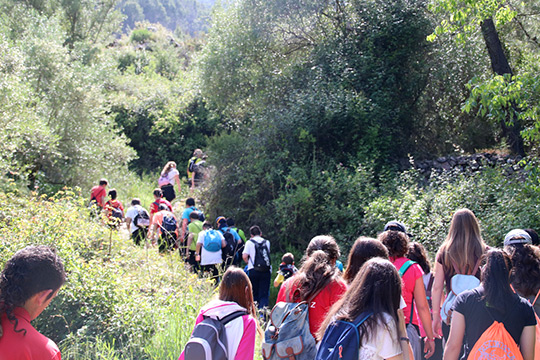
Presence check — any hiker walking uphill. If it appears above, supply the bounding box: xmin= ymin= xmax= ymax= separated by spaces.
xmin=196 ymin=222 xmax=226 ymax=281
xmin=158 ymin=161 xmax=182 ymax=202
xmin=431 ymin=209 xmax=488 ymax=344
xmin=150 ymin=204 xmax=179 ymax=253
xmin=407 ymin=242 xmax=443 ymax=360
xmin=149 ymin=188 xmax=172 ymax=223
xmin=503 ymin=229 xmax=540 ymax=317
xmin=185 ymin=211 xmax=203 ymax=273
xmin=444 ymin=249 xmax=536 ymax=360
xmin=317 ymin=258 xmax=411 ymax=360
xmin=275 ymin=235 xmax=347 ymax=339
xmin=89 ymin=178 xmax=108 ymax=213
xmin=273 ymin=252 xmax=298 ymax=288
xmin=104 ymin=189 xmax=124 ymax=228
xmin=180 ymin=198 xmax=203 ymax=242
xmin=227 ymin=218 xmax=246 ymax=266
xmin=217 ymin=216 xmax=242 ymax=268
xmin=179 ymin=267 xmax=258 ymax=360
xmin=379 ymin=222 xmax=435 ymax=359
xmin=242 ymin=225 xmax=271 ymax=309
xmin=0 ymin=246 xmax=67 ymax=359
xmin=125 ymin=198 xmax=150 ymax=246
xmin=187 ymin=149 xmax=206 ymax=190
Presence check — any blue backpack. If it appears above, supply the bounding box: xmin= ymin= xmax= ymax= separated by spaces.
xmin=315 ymin=311 xmax=372 ymax=360
xmin=203 ymin=230 xmax=222 ymax=252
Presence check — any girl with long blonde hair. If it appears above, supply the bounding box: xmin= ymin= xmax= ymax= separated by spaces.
xmin=431 ymin=208 xmax=487 ymax=341
xmin=158 ymin=161 xmax=182 ymax=202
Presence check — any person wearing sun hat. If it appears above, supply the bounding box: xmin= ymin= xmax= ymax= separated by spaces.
xmin=504 ymin=228 xmax=540 ymax=317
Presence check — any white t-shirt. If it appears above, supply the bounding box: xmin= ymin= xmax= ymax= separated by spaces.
xmin=358 ymin=312 xmax=402 ymax=360
xmin=168 ymin=168 xmax=179 ymax=183
xmin=125 ymin=205 xmax=142 ymax=234
xmin=197 ymin=229 xmax=224 ymax=265
xmin=243 ymin=236 xmax=270 ymax=271
xmin=160 ymin=168 xmax=180 ymax=186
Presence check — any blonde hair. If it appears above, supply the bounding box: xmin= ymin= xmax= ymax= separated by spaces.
xmin=161 ymin=161 xmax=176 ymax=176
xmin=193 ymin=149 xmax=203 ymax=157
xmin=439 ymin=208 xmax=486 ymax=273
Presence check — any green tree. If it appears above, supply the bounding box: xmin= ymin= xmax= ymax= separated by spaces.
xmin=428 ymin=0 xmax=540 ymax=155
xmin=0 ymin=3 xmax=135 ymax=190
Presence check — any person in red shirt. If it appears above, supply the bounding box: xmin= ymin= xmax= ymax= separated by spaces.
xmin=89 ymin=178 xmax=108 ymax=209
xmin=149 ymin=188 xmax=173 ymax=224
xmin=150 ymin=204 xmax=179 ymax=253
xmin=276 ymin=235 xmax=347 ymax=339
xmin=0 ymin=245 xmax=66 ymax=360
xmin=379 ymin=223 xmax=436 ymax=359
xmin=104 ymin=189 xmax=124 ymax=228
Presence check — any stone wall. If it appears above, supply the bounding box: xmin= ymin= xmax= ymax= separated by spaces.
xmin=411 ymin=153 xmax=525 ymax=177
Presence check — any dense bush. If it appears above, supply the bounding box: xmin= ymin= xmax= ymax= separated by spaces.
xmin=363 ymin=167 xmax=540 ymax=255
xmin=0 ymin=188 xmax=214 ymax=359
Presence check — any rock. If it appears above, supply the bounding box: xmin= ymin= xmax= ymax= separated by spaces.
xmin=437 ymin=157 xmax=447 ymax=163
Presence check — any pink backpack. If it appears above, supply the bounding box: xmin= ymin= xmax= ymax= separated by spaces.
xmin=158 ymin=173 xmax=170 ymax=187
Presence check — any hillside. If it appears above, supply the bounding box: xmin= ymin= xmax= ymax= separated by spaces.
xmin=118 ymin=0 xmax=216 ymax=35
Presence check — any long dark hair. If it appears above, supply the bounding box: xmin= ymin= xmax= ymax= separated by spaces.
xmin=407 ymin=242 xmax=431 ymax=274
xmin=0 ymin=246 xmax=66 ymax=335
xmin=293 ymin=235 xmax=341 ymax=302
xmin=481 ymin=249 xmax=515 ymax=311
xmin=505 ymin=244 xmax=540 ymax=298
xmin=318 ymin=258 xmax=402 ymax=344
xmin=343 ymin=237 xmax=389 ymax=284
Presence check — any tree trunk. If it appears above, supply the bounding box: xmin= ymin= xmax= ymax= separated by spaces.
xmin=480 ymin=18 xmax=525 ymax=156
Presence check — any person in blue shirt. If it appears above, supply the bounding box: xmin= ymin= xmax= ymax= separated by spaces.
xmin=181 ymin=198 xmax=198 ymax=241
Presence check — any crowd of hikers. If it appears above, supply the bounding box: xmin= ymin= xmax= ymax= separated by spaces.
xmin=2 ymin=149 xmax=540 ymax=360
xmin=181 ymin=209 xmax=540 ymax=360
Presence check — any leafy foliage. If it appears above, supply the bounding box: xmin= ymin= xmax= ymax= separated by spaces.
xmin=0 ymin=2 xmax=135 ymax=191
xmin=109 ymin=23 xmax=217 ymax=173
xmin=363 ymin=167 xmax=540 ymax=254
xmin=0 ymin=188 xmax=214 ymax=359
xmin=428 ymin=0 xmax=540 ymax=153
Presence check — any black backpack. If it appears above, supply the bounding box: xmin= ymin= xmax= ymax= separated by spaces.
xmin=192 ymin=208 xmax=205 ymax=222
xmin=250 ymin=239 xmax=270 ymax=272
xmin=188 ymin=157 xmax=199 ymax=173
xmin=161 ymin=214 xmax=177 ymax=233
xmin=221 ymin=229 xmax=238 ymax=261
xmin=133 ymin=206 xmax=150 ymax=227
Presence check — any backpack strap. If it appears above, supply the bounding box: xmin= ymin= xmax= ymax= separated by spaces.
xmin=427 ymin=273 xmax=435 ymax=291
xmin=398 ymin=260 xmax=416 ymax=277
xmin=531 ymin=288 xmax=540 ymax=306
xmin=192 ymin=222 xmax=203 ymax=233
xmin=409 ymin=298 xmax=415 ymax=325
xmin=451 ymin=257 xmax=482 ymax=275
xmin=352 ymin=311 xmax=373 ymax=328
xmin=219 ymin=310 xmax=248 ymax=325
xmin=470 ymin=257 xmax=482 ymax=276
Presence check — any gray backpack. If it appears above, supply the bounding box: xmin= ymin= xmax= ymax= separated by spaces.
xmin=184 ymin=310 xmax=247 ymax=360
xmin=262 ymin=287 xmax=321 ymax=360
